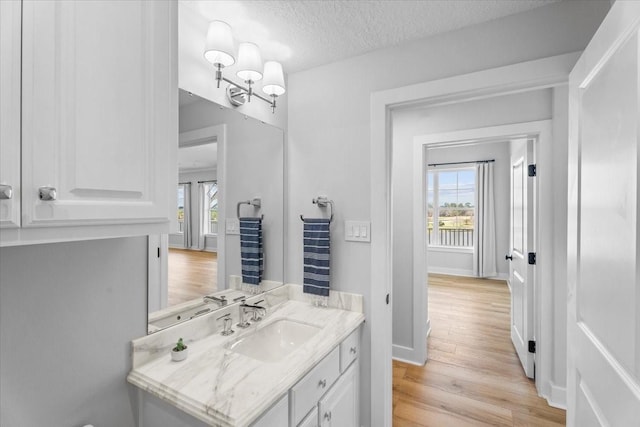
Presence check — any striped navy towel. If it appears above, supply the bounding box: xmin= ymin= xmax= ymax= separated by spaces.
xmin=239 ymin=217 xmax=263 ymax=286
xmin=303 ymin=218 xmax=330 ymax=297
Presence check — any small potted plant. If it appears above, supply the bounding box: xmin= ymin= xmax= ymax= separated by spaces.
xmin=171 ymin=338 xmax=188 ymax=362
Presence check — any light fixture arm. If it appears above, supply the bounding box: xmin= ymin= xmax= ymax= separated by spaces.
xmin=216 ymin=72 xmax=278 ymax=112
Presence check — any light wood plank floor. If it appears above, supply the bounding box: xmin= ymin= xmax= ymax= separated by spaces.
xmin=393 ymin=274 xmax=566 ymax=426
xmin=168 ymin=248 xmax=218 ymax=306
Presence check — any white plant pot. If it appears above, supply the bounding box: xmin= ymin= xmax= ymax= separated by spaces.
xmin=171 ymin=347 xmax=188 ymax=362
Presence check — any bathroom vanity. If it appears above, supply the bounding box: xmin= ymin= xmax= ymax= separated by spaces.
xmin=128 ymin=285 xmax=364 ymax=427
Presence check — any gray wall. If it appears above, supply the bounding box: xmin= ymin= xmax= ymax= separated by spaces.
xmin=287 ymin=2 xmax=609 ymax=424
xmin=0 ymin=237 xmax=147 ymax=427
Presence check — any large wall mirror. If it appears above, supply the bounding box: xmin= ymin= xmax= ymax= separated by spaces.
xmin=147 ymin=89 xmax=285 ymax=333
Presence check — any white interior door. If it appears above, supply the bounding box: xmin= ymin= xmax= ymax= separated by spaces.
xmin=567 ymin=2 xmax=640 ymax=425
xmin=508 ymin=137 xmax=535 ymax=379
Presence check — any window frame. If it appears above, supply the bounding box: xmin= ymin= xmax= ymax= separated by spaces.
xmin=203 ymin=181 xmax=218 ymax=237
xmin=427 ymin=166 xmax=476 ymax=250
xmin=176 ymin=183 xmax=185 ymax=235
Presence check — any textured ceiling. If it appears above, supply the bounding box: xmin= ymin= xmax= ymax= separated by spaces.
xmin=181 ymin=0 xmax=559 ymax=73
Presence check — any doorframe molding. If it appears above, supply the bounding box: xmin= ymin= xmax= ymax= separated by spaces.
xmin=370 ymin=52 xmax=579 ymax=424
xmin=411 ymin=120 xmax=553 ymax=396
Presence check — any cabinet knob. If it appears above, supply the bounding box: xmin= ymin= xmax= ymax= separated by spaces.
xmin=38 ymin=186 xmax=57 ymax=201
xmin=0 ymin=184 xmax=13 ymax=200
xmin=318 ymin=378 xmax=327 ymax=388
xmin=324 ymin=411 xmax=332 ymax=421
xmin=350 ymin=346 xmax=357 ymax=354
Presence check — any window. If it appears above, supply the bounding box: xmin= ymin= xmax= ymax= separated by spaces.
xmin=177 ymin=184 xmax=185 ymax=233
xmin=427 ymin=168 xmax=475 ymax=247
xmin=204 ymin=182 xmax=218 ymax=235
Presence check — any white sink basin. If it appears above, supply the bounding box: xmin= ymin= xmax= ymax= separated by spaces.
xmin=228 ymin=319 xmax=320 ymax=362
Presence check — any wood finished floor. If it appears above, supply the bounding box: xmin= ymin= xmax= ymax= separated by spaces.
xmin=393 ymin=274 xmax=566 ymax=426
xmin=167 ymin=248 xmax=218 ymax=306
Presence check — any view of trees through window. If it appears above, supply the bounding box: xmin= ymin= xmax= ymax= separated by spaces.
xmin=427 ymin=168 xmax=476 ymax=247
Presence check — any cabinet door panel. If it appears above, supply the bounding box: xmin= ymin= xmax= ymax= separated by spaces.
xmin=21 ymin=0 xmax=176 ymax=227
xmin=0 ymin=0 xmax=21 ymax=228
xmin=319 ymin=362 xmax=358 ymax=427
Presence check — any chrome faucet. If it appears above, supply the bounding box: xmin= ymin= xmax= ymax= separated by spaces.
xmin=204 ymin=294 xmax=227 ymax=307
xmin=238 ymin=300 xmax=266 ymax=328
xmin=217 ymin=313 xmax=234 ymax=336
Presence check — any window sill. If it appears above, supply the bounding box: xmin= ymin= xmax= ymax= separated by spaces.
xmin=428 ymin=246 xmax=474 ymax=254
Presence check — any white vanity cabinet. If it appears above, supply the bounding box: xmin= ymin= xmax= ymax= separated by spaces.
xmin=0 ymin=0 xmax=21 ymax=229
xmin=317 ymin=363 xmax=358 ymax=427
xmin=0 ymin=0 xmax=177 ymax=246
xmin=250 ymin=394 xmax=289 ymax=427
xmin=291 ymin=328 xmax=361 ymax=427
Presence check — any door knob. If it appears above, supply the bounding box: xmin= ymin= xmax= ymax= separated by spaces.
xmin=0 ymin=184 xmax=12 ymax=200
xmin=38 ymin=187 xmax=57 ymax=201
xmin=505 ymin=254 xmax=513 ymax=261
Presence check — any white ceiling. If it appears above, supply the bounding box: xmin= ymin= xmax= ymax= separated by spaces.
xmin=181 ymin=0 xmax=559 ymax=73
xmin=178 ymin=143 xmax=218 ymax=172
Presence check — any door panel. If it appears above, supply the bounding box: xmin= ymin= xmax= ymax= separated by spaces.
xmin=21 ymin=0 xmax=175 ymax=227
xmin=0 ymin=0 xmax=21 ymax=228
xmin=567 ymin=1 xmax=640 ymax=425
xmin=509 ymin=137 xmax=534 ymax=378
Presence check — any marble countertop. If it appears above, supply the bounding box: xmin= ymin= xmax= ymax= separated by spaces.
xmin=128 ymin=287 xmax=364 ymax=427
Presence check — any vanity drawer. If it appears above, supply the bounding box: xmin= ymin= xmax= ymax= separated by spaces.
xmin=290 ymin=347 xmax=340 ymax=426
xmin=339 ymin=327 xmax=360 ymax=372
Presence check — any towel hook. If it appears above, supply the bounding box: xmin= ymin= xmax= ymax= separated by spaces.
xmin=300 ymin=196 xmax=334 ymax=222
xmin=237 ymin=198 xmax=264 ymax=219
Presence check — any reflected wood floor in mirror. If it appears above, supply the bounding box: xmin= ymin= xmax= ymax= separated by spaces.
xmin=393 ymin=274 xmax=566 ymax=426
xmin=168 ymin=248 xmax=218 ymax=306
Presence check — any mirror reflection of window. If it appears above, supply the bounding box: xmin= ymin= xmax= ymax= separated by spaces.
xmin=177 ymin=184 xmax=185 ymax=234
xmin=204 ymin=182 xmax=218 ymax=235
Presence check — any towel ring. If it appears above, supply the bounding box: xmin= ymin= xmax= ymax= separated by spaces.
xmin=237 ymin=198 xmax=264 ymax=219
xmin=300 ymin=196 xmax=334 ymax=223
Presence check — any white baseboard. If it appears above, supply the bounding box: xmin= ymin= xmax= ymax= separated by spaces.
xmin=168 ymin=244 xmax=217 ymax=253
xmin=547 ymin=382 xmax=567 ymax=410
xmin=393 ymin=319 xmax=431 ymax=366
xmin=392 ymin=346 xmax=426 ymax=366
xmin=427 ymin=267 xmax=508 ymax=281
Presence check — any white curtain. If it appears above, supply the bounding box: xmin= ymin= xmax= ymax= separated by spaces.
xmin=473 ymin=162 xmax=497 ymax=277
xmin=183 ymin=183 xmax=192 ymax=248
xmin=196 ymin=182 xmax=207 ymax=250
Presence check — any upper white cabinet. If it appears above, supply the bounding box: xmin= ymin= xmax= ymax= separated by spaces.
xmin=0 ymin=0 xmax=177 ymax=246
xmin=0 ymin=0 xmax=21 ymax=229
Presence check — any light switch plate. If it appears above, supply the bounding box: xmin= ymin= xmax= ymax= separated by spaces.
xmin=226 ymin=218 xmax=240 ymax=235
xmin=345 ymin=220 xmax=371 ymax=242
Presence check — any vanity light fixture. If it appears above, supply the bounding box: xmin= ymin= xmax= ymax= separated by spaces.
xmin=203 ymin=20 xmax=286 ymax=113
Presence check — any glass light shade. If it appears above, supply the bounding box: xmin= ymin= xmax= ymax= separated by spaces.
xmin=204 ymin=21 xmax=235 ymax=67
xmin=262 ymin=61 xmax=286 ymax=96
xmin=236 ymin=42 xmax=263 ymax=82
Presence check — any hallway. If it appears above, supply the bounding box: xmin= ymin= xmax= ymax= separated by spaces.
xmin=393 ymin=274 xmax=566 ymax=426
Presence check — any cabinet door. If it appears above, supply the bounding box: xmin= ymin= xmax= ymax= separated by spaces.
xmin=21 ymin=0 xmax=177 ymax=227
xmin=0 ymin=0 xmax=21 ymax=229
xmin=318 ymin=362 xmax=358 ymax=427
xmin=250 ymin=394 xmax=288 ymax=427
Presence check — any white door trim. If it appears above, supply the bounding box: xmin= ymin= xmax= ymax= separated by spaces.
xmin=370 ymin=52 xmax=578 ymax=425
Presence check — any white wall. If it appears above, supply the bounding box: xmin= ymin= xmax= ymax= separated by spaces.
xmin=391 ymin=90 xmax=551 ymax=350
xmin=0 ymin=237 xmax=147 ymax=427
xmin=287 ymin=2 xmax=609 ymax=423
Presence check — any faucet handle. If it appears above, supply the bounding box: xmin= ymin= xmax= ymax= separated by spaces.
xmin=250 ymin=300 xmax=266 ymax=322
xmin=217 ymin=313 xmax=234 ymax=336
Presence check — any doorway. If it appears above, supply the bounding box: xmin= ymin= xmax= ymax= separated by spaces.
xmin=411 ymin=121 xmax=549 ymax=379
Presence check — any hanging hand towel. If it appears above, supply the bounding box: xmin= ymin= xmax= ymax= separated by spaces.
xmin=239 ymin=217 xmax=263 ymax=286
xmin=303 ymin=218 xmax=331 ymax=297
